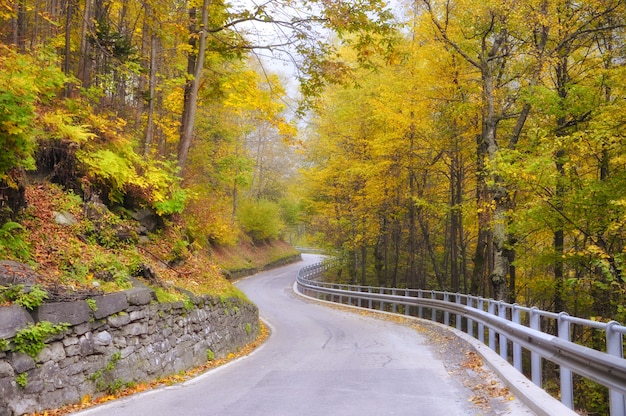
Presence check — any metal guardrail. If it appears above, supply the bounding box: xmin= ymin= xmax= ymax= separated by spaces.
xmin=296 ymin=261 xmax=626 ymax=415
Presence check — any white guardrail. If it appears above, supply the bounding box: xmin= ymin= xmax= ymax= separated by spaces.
xmin=296 ymin=261 xmax=626 ymax=415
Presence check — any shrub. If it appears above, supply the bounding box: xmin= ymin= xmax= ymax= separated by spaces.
xmin=0 ymin=49 xmax=66 ymax=182
xmin=0 ymin=284 xmax=48 ymax=310
xmin=13 ymin=321 xmax=69 ymax=359
xmin=236 ymin=198 xmax=284 ymax=242
xmin=0 ymin=221 xmax=31 ymax=260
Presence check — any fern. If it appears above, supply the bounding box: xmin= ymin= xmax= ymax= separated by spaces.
xmin=0 ymin=222 xmax=31 ymax=260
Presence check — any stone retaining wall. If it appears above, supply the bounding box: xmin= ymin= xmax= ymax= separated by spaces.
xmin=0 ymin=287 xmax=259 ymax=415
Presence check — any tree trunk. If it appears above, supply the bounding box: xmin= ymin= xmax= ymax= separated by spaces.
xmin=63 ymin=0 xmax=74 ymax=97
xmin=178 ymin=0 xmax=210 ymax=170
xmin=16 ymin=0 xmax=27 ymax=52
xmin=143 ymin=33 xmax=158 ymax=156
xmin=78 ymin=0 xmax=93 ymax=88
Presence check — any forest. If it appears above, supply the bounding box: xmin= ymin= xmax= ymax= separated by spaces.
xmin=303 ymin=0 xmax=626 ymax=329
xmin=1 ymin=0 xmax=626 ymax=326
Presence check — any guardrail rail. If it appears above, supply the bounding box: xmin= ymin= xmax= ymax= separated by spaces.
xmin=296 ymin=261 xmax=626 ymax=415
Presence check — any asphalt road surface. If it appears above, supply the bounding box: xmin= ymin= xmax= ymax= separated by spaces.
xmin=74 ymin=254 xmax=532 ymax=416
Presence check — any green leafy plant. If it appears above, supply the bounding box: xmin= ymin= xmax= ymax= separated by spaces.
xmin=0 ymin=222 xmax=31 ymax=260
xmin=15 ymin=373 xmax=28 ymax=388
xmin=206 ymin=349 xmax=215 ymax=361
xmin=236 ymin=198 xmax=284 ymax=242
xmin=89 ymin=351 xmax=124 ymax=393
xmin=0 ymin=339 xmax=9 ymax=351
xmin=0 ymin=284 xmax=48 ymax=310
xmin=12 ymin=321 xmax=69 ymax=359
xmin=86 ymin=298 xmax=98 ymax=312
xmin=0 ymin=49 xmax=66 ymax=181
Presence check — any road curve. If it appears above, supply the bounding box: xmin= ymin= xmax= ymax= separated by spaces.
xmin=73 ymin=254 xmax=528 ymax=416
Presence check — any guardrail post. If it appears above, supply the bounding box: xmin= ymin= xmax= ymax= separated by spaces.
xmin=498 ymin=301 xmax=508 ymax=360
xmin=418 ymin=291 xmax=423 ymax=319
xmin=488 ymin=300 xmax=496 ymax=351
xmin=405 ymin=289 xmax=411 ymax=316
xmin=368 ymin=287 xmax=373 ymax=309
xmin=477 ymin=298 xmax=485 ymax=344
xmin=392 ymin=289 xmax=397 ymax=314
xmin=467 ymin=296 xmax=474 ymax=338
xmin=606 ymin=321 xmax=625 ymax=416
xmin=444 ymin=293 xmax=450 ymax=326
xmin=379 ymin=288 xmax=384 ymax=311
xmin=558 ymin=312 xmax=574 ymax=409
xmin=512 ymin=305 xmax=522 ymax=372
xmin=456 ymin=294 xmax=462 ymax=331
xmin=431 ymin=291 xmax=437 ymax=322
xmin=530 ymin=307 xmax=542 ymax=387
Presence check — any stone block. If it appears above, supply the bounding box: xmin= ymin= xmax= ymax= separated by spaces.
xmin=124 ymin=322 xmax=148 ymax=337
xmin=36 ymin=341 xmax=66 ymax=364
xmin=93 ymin=331 xmax=112 ymax=347
xmin=0 ymin=261 xmax=38 ymax=286
xmin=0 ymin=305 xmax=34 ymax=339
xmin=108 ymin=313 xmax=131 ymax=327
xmin=79 ymin=334 xmax=94 ymax=356
xmin=32 ymin=301 xmax=91 ymax=326
xmin=10 ymin=352 xmax=35 ymax=373
xmin=64 ymin=344 xmax=81 ymax=357
xmin=0 ymin=361 xmax=14 ymax=377
xmin=129 ymin=310 xmax=146 ymax=321
xmin=24 ymin=377 xmax=44 ymax=394
xmin=92 ymin=292 xmax=129 ymax=320
xmin=125 ymin=287 xmax=156 ymax=306
xmin=62 ymin=336 xmax=79 ymax=347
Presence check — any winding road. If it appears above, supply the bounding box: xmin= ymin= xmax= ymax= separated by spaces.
xmin=74 ymin=254 xmax=533 ymax=416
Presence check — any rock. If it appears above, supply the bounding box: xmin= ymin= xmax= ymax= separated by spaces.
xmin=0 ymin=305 xmax=34 ymax=339
xmin=107 ymin=313 xmax=131 ymax=328
xmin=36 ymin=341 xmax=66 ymax=363
xmin=0 ymin=261 xmax=39 ymax=286
xmin=32 ymin=301 xmax=91 ymax=326
xmin=130 ymin=208 xmax=159 ymax=233
xmin=0 ymin=361 xmax=14 ymax=378
xmin=10 ymin=352 xmax=35 ymax=373
xmin=93 ymin=331 xmax=112 ymax=346
xmin=53 ymin=211 xmax=77 ymax=226
xmin=92 ymin=292 xmax=129 ymax=320
xmin=124 ymin=287 xmax=156 ymax=306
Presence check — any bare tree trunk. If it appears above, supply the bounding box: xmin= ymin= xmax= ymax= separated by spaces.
xmin=63 ymin=0 xmax=74 ymax=97
xmin=178 ymin=0 xmax=209 ymax=170
xmin=407 ymin=121 xmax=419 ymax=289
xmin=16 ymin=0 xmax=27 ymax=52
xmin=143 ymin=33 xmax=158 ymax=155
xmin=471 ymin=134 xmax=489 ymax=296
xmin=78 ymin=0 xmax=93 ymax=88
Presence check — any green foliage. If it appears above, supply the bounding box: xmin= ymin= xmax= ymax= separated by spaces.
xmin=0 ymin=49 xmax=66 ymax=181
xmin=206 ymin=349 xmax=215 ymax=361
xmin=169 ymin=238 xmax=190 ymax=264
xmin=0 ymin=285 xmax=48 ymax=310
xmin=86 ymin=298 xmax=98 ymax=312
xmin=12 ymin=321 xmax=69 ymax=359
xmin=237 ymin=198 xmax=284 ymax=242
xmin=0 ymin=339 xmax=9 ymax=351
xmin=245 ymin=322 xmax=252 ymax=335
xmin=153 ymin=188 xmax=187 ymax=216
xmin=89 ymin=351 xmax=125 ymax=393
xmin=15 ymin=373 xmax=28 ymax=388
xmin=79 ymin=144 xmax=185 ymax=215
xmin=0 ymin=221 xmax=31 ymax=261
xmin=279 ymin=198 xmax=302 ymax=226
